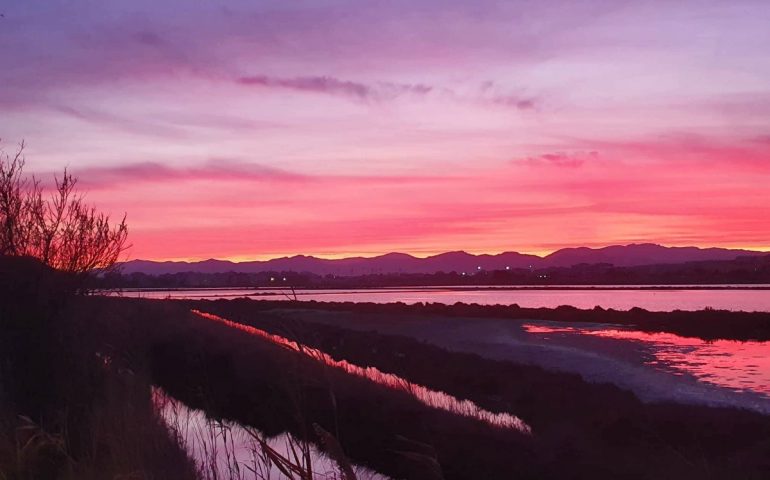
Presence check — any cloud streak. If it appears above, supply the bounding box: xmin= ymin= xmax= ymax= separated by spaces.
xmin=237 ymin=74 xmax=537 ymax=110
xmin=516 ymin=151 xmax=599 ymax=168
xmin=2 ymin=0 xmax=770 ymax=259
xmin=73 ymin=161 xmax=308 ymax=188
xmin=237 ymin=75 xmax=434 ymax=102
xmin=66 ymin=161 xmax=455 ymax=191
xmin=80 ymin=145 xmax=770 ymax=260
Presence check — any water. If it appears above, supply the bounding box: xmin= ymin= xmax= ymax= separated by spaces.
xmin=192 ymin=309 xmax=531 ymax=433
xmin=155 ymin=389 xmax=390 ymax=480
xmin=276 ymin=310 xmax=770 ymax=413
xmin=523 ymin=323 xmax=770 ymax=399
xmin=153 ymin=312 xmax=532 ymax=480
xmin=115 ymin=285 xmax=770 ymax=312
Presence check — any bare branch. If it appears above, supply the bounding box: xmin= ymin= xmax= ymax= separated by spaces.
xmin=0 ymin=140 xmax=130 ymax=278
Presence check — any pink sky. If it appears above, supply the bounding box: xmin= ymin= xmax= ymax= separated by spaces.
xmin=1 ymin=1 xmax=769 ymax=260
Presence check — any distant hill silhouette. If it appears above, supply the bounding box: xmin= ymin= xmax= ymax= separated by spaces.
xmin=541 ymin=244 xmax=763 ymax=267
xmin=119 ymin=244 xmax=767 ymax=276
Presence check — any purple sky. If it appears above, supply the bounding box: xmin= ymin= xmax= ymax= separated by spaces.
xmin=1 ymin=0 xmax=769 ymax=260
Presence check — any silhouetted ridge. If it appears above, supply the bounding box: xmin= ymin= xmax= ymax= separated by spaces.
xmin=119 ymin=244 xmax=767 ymax=276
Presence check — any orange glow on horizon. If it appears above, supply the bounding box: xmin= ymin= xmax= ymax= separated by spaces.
xmin=126 ymin=243 xmax=770 ymax=264
xmin=3 ymin=1 xmax=769 ymax=263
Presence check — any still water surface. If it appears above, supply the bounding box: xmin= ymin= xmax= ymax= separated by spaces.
xmin=156 ymin=389 xmax=389 ymax=480
xmin=126 ymin=287 xmax=770 ymax=413
xmin=523 ymin=323 xmax=770 ymax=400
xmin=117 ymin=285 xmax=770 ymax=312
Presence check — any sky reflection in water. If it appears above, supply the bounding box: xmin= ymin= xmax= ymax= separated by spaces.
xmin=155 ymin=389 xmax=389 ymax=480
xmin=119 ymin=287 xmax=770 ymax=312
xmin=523 ymin=324 xmax=770 ymax=397
xmin=192 ymin=310 xmax=532 ymax=433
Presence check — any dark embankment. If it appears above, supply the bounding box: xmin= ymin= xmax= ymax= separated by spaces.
xmin=169 ymin=298 xmax=770 ymax=341
xmin=0 ymin=257 xmax=197 ymax=479
xmin=81 ymin=296 xmax=535 ymax=480
xmin=87 ymin=296 xmax=770 ymax=479
xmin=192 ymin=299 xmax=770 ymax=476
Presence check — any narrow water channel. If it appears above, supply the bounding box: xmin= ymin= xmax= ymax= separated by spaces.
xmin=155 ymin=388 xmax=391 ymax=480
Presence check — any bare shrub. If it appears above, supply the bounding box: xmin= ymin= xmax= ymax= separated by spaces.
xmin=0 ymin=141 xmax=128 ymax=274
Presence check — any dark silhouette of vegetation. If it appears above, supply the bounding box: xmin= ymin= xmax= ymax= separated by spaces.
xmin=0 ymin=141 xmax=128 ymax=275
xmin=0 ymin=145 xmax=357 ymax=479
xmin=4 ymin=254 xmax=769 ymax=478
xmin=0 ymin=257 xmax=198 ymax=479
xmin=80 ymin=296 xmax=770 ymax=479
xmin=0 ymin=145 xmax=197 ymax=478
xmin=80 ymin=296 xmax=534 ymax=479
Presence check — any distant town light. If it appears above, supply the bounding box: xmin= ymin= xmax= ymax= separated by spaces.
xmin=282 ymin=277 xmax=287 ymax=281
xmin=477 ymin=266 xmax=482 ymax=270
xmin=270 ymin=277 xmax=275 ymax=282
xmin=505 ymin=266 xmax=510 ymax=270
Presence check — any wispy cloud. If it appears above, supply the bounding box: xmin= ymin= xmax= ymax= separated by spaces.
xmin=515 ymin=151 xmax=598 ymax=168
xmin=237 ymin=74 xmax=539 ymax=111
xmin=68 ymin=160 xmax=454 ymax=190
xmin=73 ymin=161 xmax=308 ymax=188
xmin=488 ymin=95 xmax=536 ymax=110
xmin=237 ymin=75 xmax=433 ymax=102
xmin=54 ymin=105 xmax=188 ymax=139
xmin=3 ymin=0 xmax=770 ymax=258
xmin=583 ymin=133 xmax=770 ymax=172
xmin=238 ymin=75 xmax=371 ymax=99
xmin=478 ymin=81 xmax=537 ymax=110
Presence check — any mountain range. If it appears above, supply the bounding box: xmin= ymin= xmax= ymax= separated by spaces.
xmin=119 ymin=244 xmax=767 ymax=276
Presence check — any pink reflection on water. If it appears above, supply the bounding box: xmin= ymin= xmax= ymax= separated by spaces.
xmin=116 ymin=287 xmax=770 ymax=312
xmin=192 ymin=310 xmax=531 ymax=433
xmin=154 ymin=389 xmax=390 ymax=480
xmin=523 ymin=324 xmax=770 ymax=397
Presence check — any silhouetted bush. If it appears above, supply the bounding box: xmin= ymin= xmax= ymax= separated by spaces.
xmin=0 ymin=257 xmax=197 ymax=479
xmin=0 ymin=142 xmax=128 ymax=275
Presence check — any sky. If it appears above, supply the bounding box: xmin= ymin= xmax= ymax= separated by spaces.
xmin=1 ymin=0 xmax=769 ymax=261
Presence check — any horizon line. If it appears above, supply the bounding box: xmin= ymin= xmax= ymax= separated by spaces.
xmin=122 ymin=242 xmax=770 ymax=264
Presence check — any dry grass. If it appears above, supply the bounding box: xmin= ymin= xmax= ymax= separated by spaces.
xmin=0 ymin=366 xmax=199 ymax=480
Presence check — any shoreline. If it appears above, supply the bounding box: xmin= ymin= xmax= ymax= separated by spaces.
xmin=106 ymin=283 xmax=770 ymax=292
xmin=163 ymin=297 xmax=770 ymax=341
xmin=255 ymin=307 xmax=769 ymax=415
